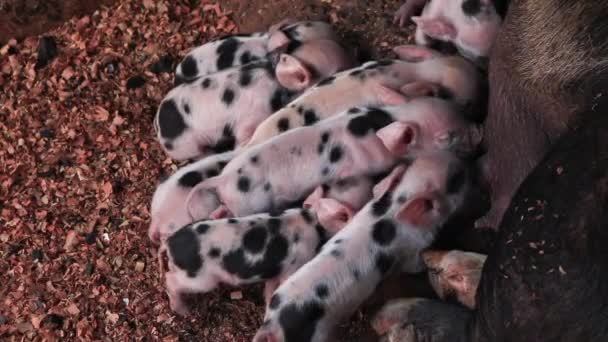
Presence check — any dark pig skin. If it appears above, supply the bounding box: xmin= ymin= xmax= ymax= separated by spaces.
xmin=477 ymin=0 xmax=608 ymax=229
xmin=373 ymin=90 xmax=608 ymax=342
xmin=372 ymin=0 xmax=608 ymax=340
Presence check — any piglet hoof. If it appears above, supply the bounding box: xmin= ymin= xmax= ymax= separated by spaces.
xmin=373 ymin=298 xmax=472 ymax=342
xmin=168 ymin=294 xmax=191 ymax=316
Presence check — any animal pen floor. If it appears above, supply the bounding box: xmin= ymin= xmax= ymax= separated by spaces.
xmin=0 ymin=0 xmax=440 ymax=340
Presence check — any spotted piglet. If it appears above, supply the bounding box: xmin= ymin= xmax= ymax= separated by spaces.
xmin=253 ymin=152 xmax=475 ymax=342
xmin=156 ymin=39 xmax=354 ymax=161
xmin=185 ymin=97 xmax=481 ymax=222
xmin=422 ymin=249 xmax=486 ymax=309
xmin=245 ymin=45 xmax=484 ymax=146
xmin=148 ymin=151 xmax=236 ymax=243
xmin=395 ymin=0 xmax=502 ymax=63
xmin=175 ymin=19 xmax=339 ymax=84
xmin=163 ymin=208 xmax=332 ymax=315
xmin=303 ymin=176 xmax=375 ymax=232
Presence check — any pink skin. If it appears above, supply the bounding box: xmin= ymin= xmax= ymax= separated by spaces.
xmin=148 ymin=151 xmax=235 ymax=243
xmin=176 ymin=20 xmax=338 ymax=81
xmin=406 ymin=0 xmax=502 ymax=59
xmin=267 ymin=20 xmax=339 ymax=52
xmin=244 ymin=45 xmax=482 ymax=147
xmin=274 ymin=39 xmax=356 ymax=92
xmin=254 ymin=152 xmax=474 ymax=342
xmin=187 ymin=97 xmax=481 ymax=224
xmin=303 ymin=176 xmax=374 ymax=231
xmin=157 ymin=39 xmax=353 ymax=161
xmin=186 ymin=114 xmax=396 ymax=221
xmin=164 ymin=209 xmax=327 ymax=315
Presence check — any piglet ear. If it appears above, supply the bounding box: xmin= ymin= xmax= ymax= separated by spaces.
xmin=275 ymin=54 xmax=312 ymax=91
xmin=395 ymin=194 xmax=440 ymax=228
xmin=412 ymin=16 xmax=457 ymax=40
xmin=375 ymin=84 xmax=409 ymax=105
xmin=267 ymin=17 xmax=297 ymax=34
xmin=421 ymin=250 xmax=447 ymax=269
xmin=400 ymin=81 xmax=442 ymax=99
xmin=393 ymin=44 xmax=442 ymax=62
xmin=303 ymin=185 xmax=326 ymax=209
xmin=186 ymin=183 xmax=221 ymax=221
xmin=373 ymin=164 xmax=408 ymax=199
xmin=267 ymin=30 xmax=292 ymax=52
xmin=316 ymin=198 xmax=354 ymax=233
xmin=376 ymin=121 xmax=418 ymax=157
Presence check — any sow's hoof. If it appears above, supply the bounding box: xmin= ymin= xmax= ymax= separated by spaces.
xmin=372 ymin=298 xmax=471 ymax=342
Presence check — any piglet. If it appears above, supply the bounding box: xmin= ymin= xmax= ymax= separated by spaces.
xmin=396 ymin=0 xmax=502 ymax=62
xmin=156 ymin=39 xmax=354 ymax=161
xmin=163 ymin=208 xmax=333 ymax=315
xmin=303 ymin=176 xmax=375 ymax=232
xmin=175 ymin=19 xmax=339 ymax=83
xmin=245 ymin=45 xmax=484 ymax=147
xmin=423 ymin=249 xmax=486 ymax=309
xmin=185 ymin=98 xmax=481 ymax=222
xmin=148 ymin=151 xmax=236 ymax=243
xmin=253 ymin=152 xmax=475 ymax=342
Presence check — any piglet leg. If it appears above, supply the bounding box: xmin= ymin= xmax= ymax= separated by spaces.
xmin=165 ymin=272 xmax=191 ymax=316
xmin=263 ymin=278 xmax=282 ymax=307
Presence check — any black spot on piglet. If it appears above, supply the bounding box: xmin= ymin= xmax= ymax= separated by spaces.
xmin=278 ymin=301 xmax=325 ymax=342
xmin=372 ymin=192 xmax=392 ymax=216
xmin=269 ymin=294 xmax=281 ymax=310
xmin=243 ymin=227 xmax=267 ymax=253
xmin=222 ymin=88 xmax=236 ymax=106
xmin=329 ymin=146 xmax=343 ymax=163
xmin=196 ymin=224 xmax=210 ymax=235
xmin=301 ymin=209 xmax=314 ymax=224
xmin=158 ymin=100 xmax=187 ymax=139
xmin=237 ymin=176 xmax=251 ymax=193
xmin=303 ymin=109 xmax=319 ymax=126
xmin=216 ymin=37 xmax=241 ymax=71
xmin=462 ymin=0 xmax=482 ymax=16
xmin=315 ymin=284 xmax=329 ymax=299
xmin=372 ymin=219 xmax=396 ymax=246
xmin=207 ymin=125 xmax=236 ymax=154
xmin=178 ymin=171 xmax=203 ymax=188
xmin=222 ymin=234 xmax=289 ymax=279
xmin=347 ymin=107 xmax=394 ymax=137
xmin=277 ymin=118 xmax=290 ymax=132
xmin=270 ymin=88 xmax=291 ymax=112
xmin=180 ymin=55 xmax=199 ymax=80
xmin=208 ymin=247 xmax=221 ymax=258
xmin=167 ymin=227 xmax=202 ymax=277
